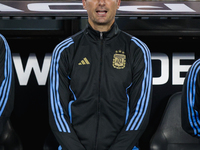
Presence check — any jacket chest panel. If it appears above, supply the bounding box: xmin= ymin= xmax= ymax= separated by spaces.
xmin=69 ymin=43 xmax=132 ymax=98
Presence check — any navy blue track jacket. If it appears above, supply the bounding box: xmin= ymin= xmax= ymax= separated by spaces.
xmin=182 ymin=59 xmax=200 ymax=138
xmin=49 ymin=22 xmax=152 ymax=150
xmin=0 ymin=34 xmax=14 ymax=135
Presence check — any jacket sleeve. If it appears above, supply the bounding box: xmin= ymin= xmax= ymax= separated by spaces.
xmin=0 ymin=34 xmax=14 ymax=135
xmin=48 ymin=38 xmax=86 ymax=150
xmin=181 ymin=59 xmax=200 ymax=138
xmin=109 ymin=37 xmax=152 ymax=150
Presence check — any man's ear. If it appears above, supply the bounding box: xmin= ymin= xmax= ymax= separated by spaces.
xmin=82 ymin=0 xmax=86 ymax=9
xmin=117 ymin=0 xmax=121 ymax=9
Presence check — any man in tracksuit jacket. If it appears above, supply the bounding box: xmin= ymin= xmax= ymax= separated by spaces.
xmin=48 ymin=0 xmax=152 ymax=149
xmin=0 ymin=34 xmax=14 ymax=136
xmin=181 ymin=59 xmax=200 ymax=138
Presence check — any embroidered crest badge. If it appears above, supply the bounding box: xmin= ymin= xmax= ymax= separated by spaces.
xmin=113 ymin=50 xmax=126 ymax=69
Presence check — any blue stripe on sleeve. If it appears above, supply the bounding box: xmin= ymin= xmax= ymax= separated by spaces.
xmin=0 ymin=34 xmax=12 ymax=117
xmin=186 ymin=59 xmax=200 ymax=136
xmin=68 ymin=84 xmax=77 ymax=124
xmin=50 ymin=38 xmax=74 ymax=133
xmin=126 ymin=37 xmax=152 ymax=131
xmin=125 ymin=83 xmax=133 ymax=125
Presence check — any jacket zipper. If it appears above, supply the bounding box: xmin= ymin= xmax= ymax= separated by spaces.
xmin=94 ymin=32 xmax=103 ymax=150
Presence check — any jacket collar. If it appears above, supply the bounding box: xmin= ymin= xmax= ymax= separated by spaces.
xmin=85 ymin=22 xmax=120 ymax=41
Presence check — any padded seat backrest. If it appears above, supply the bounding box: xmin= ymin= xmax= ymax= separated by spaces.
xmin=150 ymin=92 xmax=200 ymax=150
xmin=43 ymin=131 xmax=59 ymax=150
xmin=0 ymin=119 xmax=23 ymax=150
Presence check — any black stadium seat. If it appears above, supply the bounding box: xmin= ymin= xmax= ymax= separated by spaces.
xmin=0 ymin=119 xmax=23 ymax=150
xmin=150 ymin=92 xmax=200 ymax=150
xmin=43 ymin=131 xmax=59 ymax=150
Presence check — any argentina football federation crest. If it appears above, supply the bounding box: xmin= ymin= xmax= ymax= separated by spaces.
xmin=113 ymin=50 xmax=126 ymax=69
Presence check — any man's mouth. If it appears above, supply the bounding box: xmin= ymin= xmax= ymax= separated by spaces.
xmin=96 ymin=10 xmax=107 ymax=15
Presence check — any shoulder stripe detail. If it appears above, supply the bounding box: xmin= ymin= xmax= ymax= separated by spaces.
xmin=126 ymin=37 xmax=152 ymax=131
xmin=50 ymin=37 xmax=74 ymax=133
xmin=186 ymin=59 xmax=200 ymax=136
xmin=0 ymin=34 xmax=12 ymax=117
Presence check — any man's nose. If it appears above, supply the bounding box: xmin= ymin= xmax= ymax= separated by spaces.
xmin=98 ymin=0 xmax=105 ymax=6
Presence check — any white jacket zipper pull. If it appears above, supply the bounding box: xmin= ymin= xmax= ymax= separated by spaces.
xmin=100 ymin=32 xmax=103 ymax=40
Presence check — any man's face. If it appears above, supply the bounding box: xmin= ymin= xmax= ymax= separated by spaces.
xmin=82 ymin=0 xmax=121 ymax=29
